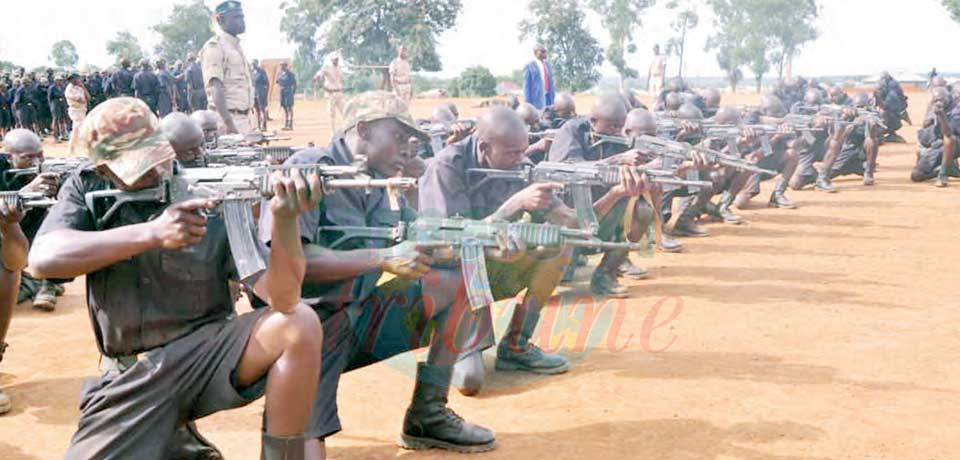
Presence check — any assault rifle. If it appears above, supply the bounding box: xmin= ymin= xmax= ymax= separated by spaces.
xmin=467 ymin=161 xmax=711 ymax=232
xmin=84 ymin=164 xmax=417 ymax=281
xmin=792 ymin=104 xmax=887 ymax=132
xmin=588 ymin=133 xmax=778 ymax=176
xmin=0 ymin=191 xmax=57 ymax=211
xmin=3 ymin=157 xmax=88 ymax=182
xmin=317 ymin=216 xmax=646 ymax=309
xmin=202 ymin=146 xmax=301 ymax=167
xmin=215 ymin=131 xmax=292 ymax=149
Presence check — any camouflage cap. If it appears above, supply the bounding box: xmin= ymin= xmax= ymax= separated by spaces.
xmin=342 ymin=90 xmax=429 ymax=141
xmin=70 ymin=97 xmax=175 ymax=187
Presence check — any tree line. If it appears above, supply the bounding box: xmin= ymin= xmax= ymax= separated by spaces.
xmin=29 ymin=1 xmax=960 ymax=96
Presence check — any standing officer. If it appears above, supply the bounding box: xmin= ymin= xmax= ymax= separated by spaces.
xmin=200 ymin=1 xmax=257 ymax=136
xmin=173 ymin=60 xmax=190 ymax=112
xmin=133 ymin=59 xmax=160 ymax=114
xmin=313 ymin=53 xmax=345 ymax=132
xmin=155 ymin=59 xmax=176 ymax=117
xmin=114 ymin=59 xmax=135 ymax=97
xmin=252 ymin=59 xmax=270 ymax=131
xmin=185 ymin=53 xmax=207 ymax=112
xmin=276 ymin=62 xmax=297 ymax=131
xmin=389 ymin=45 xmax=413 ymax=103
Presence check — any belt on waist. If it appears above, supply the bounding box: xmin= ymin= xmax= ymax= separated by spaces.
xmin=229 ymin=109 xmax=250 ymax=115
xmin=325 ymin=88 xmax=344 ymax=93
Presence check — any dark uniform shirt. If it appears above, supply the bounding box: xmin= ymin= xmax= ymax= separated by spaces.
xmin=133 ymin=70 xmax=160 ymax=100
xmin=919 ymin=103 xmax=960 ymax=149
xmin=34 ymin=166 xmax=239 ymax=357
xmin=547 ymin=117 xmax=628 ymax=163
xmin=114 ymin=68 xmax=134 ymax=96
xmin=419 ymin=135 xmax=530 ymax=221
xmin=47 ymin=84 xmax=66 ymax=108
xmin=156 ymin=70 xmax=175 ymax=114
xmin=254 ymin=67 xmax=269 ymax=106
xmin=258 ymin=136 xmax=410 ymax=310
xmin=186 ymin=62 xmax=205 ymax=92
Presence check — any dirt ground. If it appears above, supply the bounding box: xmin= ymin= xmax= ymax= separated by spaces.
xmin=2 ymin=89 xmax=958 ymax=460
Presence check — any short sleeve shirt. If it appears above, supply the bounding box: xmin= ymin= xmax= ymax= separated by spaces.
xmin=418 ymin=136 xmax=529 ymax=221
xmin=200 ymin=32 xmax=255 ymax=111
xmin=34 ymin=166 xmax=239 ymax=357
xmin=389 ymin=58 xmax=412 ymax=85
xmin=319 ymin=64 xmax=344 ymax=92
xmin=258 ymin=136 xmax=410 ymax=310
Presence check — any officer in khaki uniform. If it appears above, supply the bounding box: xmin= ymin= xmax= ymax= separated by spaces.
xmin=200 ymin=1 xmax=257 ymax=136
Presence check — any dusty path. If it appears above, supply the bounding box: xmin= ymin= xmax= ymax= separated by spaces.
xmin=2 ymin=91 xmax=958 ymax=459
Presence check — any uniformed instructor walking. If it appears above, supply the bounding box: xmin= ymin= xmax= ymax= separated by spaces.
xmin=200 ymin=1 xmax=257 ymax=136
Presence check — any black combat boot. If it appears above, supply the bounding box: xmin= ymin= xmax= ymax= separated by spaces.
xmin=261 ymin=433 xmax=308 ymax=460
xmin=590 ymin=250 xmax=630 ymax=298
xmin=670 ymin=207 xmax=709 ymax=238
xmin=400 ymin=363 xmax=497 ymax=453
xmin=768 ymin=178 xmax=798 ymax=209
xmin=496 ymin=307 xmax=571 ymax=374
xmin=717 ymin=191 xmax=744 ymax=224
xmin=166 ymin=422 xmax=224 ymax=460
xmin=815 ymin=170 xmax=837 ymax=193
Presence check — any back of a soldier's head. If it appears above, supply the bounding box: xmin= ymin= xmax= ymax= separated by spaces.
xmin=712 ymin=106 xmax=742 ymax=125
xmin=624 ymin=109 xmax=656 ymax=138
xmin=803 ymin=88 xmax=822 ymax=106
xmin=703 ymin=88 xmax=722 ymax=108
xmin=852 ymin=92 xmax=871 ymax=108
xmin=760 ymin=95 xmax=787 ymax=117
xmin=553 ymin=92 xmax=577 ymax=118
xmin=664 ymin=92 xmax=683 ymax=111
xmin=515 ymin=103 xmax=541 ymax=127
xmin=590 ymin=93 xmax=629 ymax=136
xmin=666 ymin=77 xmax=684 ymax=93
xmin=676 ymin=103 xmax=704 ymax=121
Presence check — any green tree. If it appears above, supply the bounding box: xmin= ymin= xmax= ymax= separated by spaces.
xmin=664 ymin=0 xmax=699 ymax=78
xmin=281 ymin=0 xmax=462 ymax=90
xmin=520 ymin=0 xmax=604 ymax=92
xmin=945 ymin=0 xmax=960 ymax=22
xmin=49 ymin=40 xmax=79 ymax=69
xmin=106 ymin=31 xmax=145 ymax=64
xmin=457 ymin=66 xmax=497 ymax=97
xmin=707 ymin=0 xmax=815 ymax=92
xmin=761 ymin=0 xmax=818 ymax=78
xmin=588 ymin=0 xmax=655 ymax=88
xmin=151 ymin=0 xmax=214 ymax=62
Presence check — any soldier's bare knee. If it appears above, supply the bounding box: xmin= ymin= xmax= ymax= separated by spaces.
xmin=279 ymin=304 xmax=323 ymax=355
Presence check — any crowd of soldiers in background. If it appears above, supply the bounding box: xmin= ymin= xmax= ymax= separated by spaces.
xmin=0 ymin=54 xmax=296 ymax=140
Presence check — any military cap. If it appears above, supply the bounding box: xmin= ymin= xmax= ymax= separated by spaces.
xmin=215 ymin=1 xmax=242 ymax=15
xmin=342 ymin=91 xmax=429 ymax=141
xmin=70 ymin=97 xmax=175 ymax=187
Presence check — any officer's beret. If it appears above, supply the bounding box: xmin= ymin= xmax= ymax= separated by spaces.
xmin=215 ymin=1 xmax=242 ymax=15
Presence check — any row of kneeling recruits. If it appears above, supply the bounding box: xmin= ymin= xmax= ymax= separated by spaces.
xmin=0 ymin=71 xmax=940 ymax=459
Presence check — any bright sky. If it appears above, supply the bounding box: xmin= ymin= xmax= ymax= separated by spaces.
xmin=1 ymin=0 xmax=957 ymax=80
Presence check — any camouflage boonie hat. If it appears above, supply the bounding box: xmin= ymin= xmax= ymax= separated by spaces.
xmin=70 ymin=97 xmax=175 ymax=187
xmin=342 ymin=91 xmax=429 ymax=141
